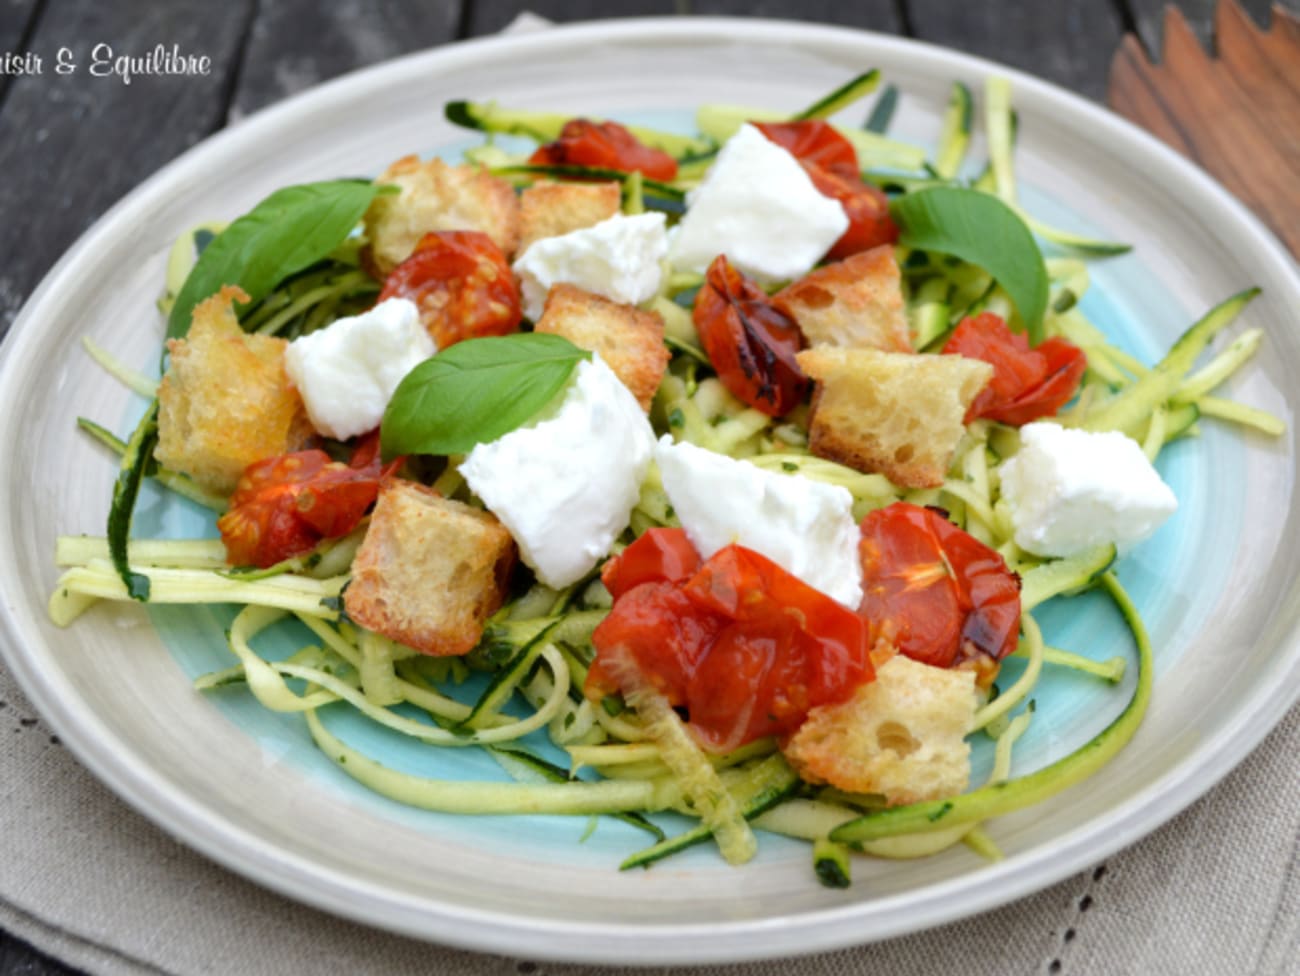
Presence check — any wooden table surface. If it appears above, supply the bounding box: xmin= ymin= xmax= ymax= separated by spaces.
xmin=0 ymin=1 xmax=1295 ymax=973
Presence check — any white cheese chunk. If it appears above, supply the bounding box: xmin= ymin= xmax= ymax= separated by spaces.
xmin=999 ymin=422 xmax=1178 ymax=558
xmin=512 ymin=212 xmax=668 ymax=321
xmin=284 ymin=297 xmax=434 ymax=441
xmin=668 ymin=123 xmax=849 ymax=284
xmin=654 ymin=435 xmax=863 ymax=607
xmin=461 ymin=355 xmax=656 ymax=588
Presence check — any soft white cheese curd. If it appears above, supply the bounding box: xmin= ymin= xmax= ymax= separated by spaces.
xmin=512 ymin=212 xmax=668 ymax=321
xmin=283 ymin=297 xmax=434 ymax=441
xmin=667 ymin=123 xmax=849 ymax=284
xmin=460 ymin=354 xmax=656 ymax=588
xmin=999 ymin=422 xmax=1178 ymax=558
xmin=654 ymin=436 xmax=863 ymax=607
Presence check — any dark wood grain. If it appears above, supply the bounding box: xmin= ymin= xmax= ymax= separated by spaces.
xmin=687 ymin=0 xmax=901 ymax=31
xmin=0 ymin=0 xmax=254 ymax=333
xmin=230 ymin=0 xmax=462 ymax=119
xmin=464 ymin=0 xmax=677 ymax=37
xmin=1125 ymin=0 xmax=1300 ymax=53
xmin=906 ymin=0 xmax=1125 ymax=100
xmin=1107 ymin=1 xmax=1300 ymax=256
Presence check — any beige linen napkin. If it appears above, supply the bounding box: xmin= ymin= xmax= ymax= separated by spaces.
xmin=2 ymin=652 xmax=1296 ymax=975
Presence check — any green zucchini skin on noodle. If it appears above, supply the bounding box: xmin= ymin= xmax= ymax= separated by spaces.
xmin=108 ymin=401 xmax=159 ymax=601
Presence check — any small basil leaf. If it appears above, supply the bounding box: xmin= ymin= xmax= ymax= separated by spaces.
xmin=891 ymin=186 xmax=1048 ymax=343
xmin=166 ymin=179 xmax=384 ymax=340
xmin=381 ymin=334 xmax=591 ymax=458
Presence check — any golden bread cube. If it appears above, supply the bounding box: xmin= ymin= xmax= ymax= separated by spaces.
xmin=344 ymin=480 xmax=516 ymax=657
xmin=797 ymin=346 xmax=992 ymax=488
xmin=156 ymin=286 xmax=312 ymax=496
xmin=774 ymin=245 xmax=911 ymax=352
xmin=534 ymin=283 xmax=669 ymax=410
xmin=364 ymin=157 xmax=520 ymax=275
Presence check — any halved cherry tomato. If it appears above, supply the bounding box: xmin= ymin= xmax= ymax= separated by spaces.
xmin=941 ymin=312 xmax=1087 ymax=426
xmin=693 ymin=255 xmax=809 ymax=417
xmin=217 ymin=434 xmax=398 ymax=568
xmin=804 ymin=165 xmax=900 ymax=261
xmin=753 ymin=120 xmax=899 ymax=261
xmin=377 ymin=231 xmax=520 ymax=348
xmin=858 ymin=502 xmax=1021 ymax=680
xmin=588 ymin=530 xmax=871 ymax=752
xmin=529 ymin=118 xmax=679 ymax=181
xmin=752 ymin=120 xmax=859 ymax=180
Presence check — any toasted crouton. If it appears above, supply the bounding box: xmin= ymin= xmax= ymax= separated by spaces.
xmin=774 ymin=246 xmax=911 ymax=352
xmin=534 ymin=284 xmax=669 ymax=410
xmin=797 ymin=347 xmax=992 ymax=488
xmin=364 ymin=157 xmax=520 ymax=275
xmin=344 ymin=480 xmax=516 ymax=657
xmin=518 ymin=181 xmax=621 ymax=253
xmin=156 ymin=286 xmax=313 ymax=496
xmin=782 ymin=655 xmax=977 ymax=806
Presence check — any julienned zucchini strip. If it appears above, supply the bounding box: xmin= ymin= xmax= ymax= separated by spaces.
xmin=107 ymin=402 xmax=160 ymax=601
xmin=830 ymin=572 xmax=1151 ymax=845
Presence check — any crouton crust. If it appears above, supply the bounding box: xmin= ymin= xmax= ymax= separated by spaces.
xmin=518 ymin=181 xmax=621 ymax=253
xmin=782 ymin=655 xmax=977 ymax=806
xmin=344 ymin=480 xmax=516 ymax=657
xmin=774 ymin=246 xmax=911 ymax=352
xmin=155 ymin=286 xmax=313 ymax=496
xmin=797 ymin=347 xmax=992 ymax=488
xmin=364 ymin=157 xmax=521 ymax=275
xmin=534 ymin=283 xmax=669 ymax=410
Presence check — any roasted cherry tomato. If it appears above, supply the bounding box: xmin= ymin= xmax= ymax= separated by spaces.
xmin=217 ymin=435 xmax=396 ymax=568
xmin=753 ymin=120 xmax=899 ymax=260
xmin=804 ymin=165 xmax=900 ymax=261
xmin=752 ymin=120 xmax=859 ymax=180
xmin=529 ymin=118 xmax=679 ymax=181
xmin=858 ymin=502 xmax=1021 ymax=679
xmin=941 ymin=312 xmax=1087 ymax=426
xmin=377 ymin=231 xmax=520 ymax=348
xmin=588 ymin=530 xmax=871 ymax=752
xmin=693 ymin=255 xmax=809 ymax=417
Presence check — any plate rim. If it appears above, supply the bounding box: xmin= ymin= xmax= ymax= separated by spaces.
xmin=1 ymin=16 xmax=1298 ymax=966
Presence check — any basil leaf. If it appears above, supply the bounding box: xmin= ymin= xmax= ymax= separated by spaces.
xmin=381 ymin=334 xmax=591 ymax=458
xmin=891 ymin=186 xmax=1048 ymax=343
xmin=166 ymin=179 xmax=384 ymax=340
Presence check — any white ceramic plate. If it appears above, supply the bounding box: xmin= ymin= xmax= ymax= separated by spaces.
xmin=1 ymin=19 xmax=1298 ymax=966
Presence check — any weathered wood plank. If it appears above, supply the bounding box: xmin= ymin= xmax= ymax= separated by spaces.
xmin=0 ymin=0 xmax=254 ymax=336
xmin=464 ymin=0 xmax=678 ymax=38
xmin=688 ymin=0 xmax=901 ymax=32
xmin=1125 ymin=0 xmax=1300 ymax=55
xmin=230 ymin=0 xmax=462 ymax=120
xmin=905 ymin=0 xmax=1126 ymax=101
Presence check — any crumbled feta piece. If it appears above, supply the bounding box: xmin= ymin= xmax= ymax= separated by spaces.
xmin=461 ymin=355 xmax=656 ymax=588
xmin=668 ymin=123 xmax=849 ymax=284
xmin=512 ymin=212 xmax=668 ymax=321
xmin=654 ymin=436 xmax=863 ymax=607
xmin=284 ymin=298 xmax=434 ymax=441
xmin=999 ymin=422 xmax=1178 ymax=557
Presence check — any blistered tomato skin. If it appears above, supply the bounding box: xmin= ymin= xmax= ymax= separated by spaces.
xmin=693 ymin=255 xmax=809 ymax=417
xmin=378 ymin=230 xmax=521 ymax=348
xmin=942 ymin=312 xmax=1087 ymax=426
xmin=752 ymin=120 xmax=860 ymax=180
xmin=858 ymin=502 xmax=1021 ymax=674
xmin=217 ymin=433 xmax=396 ymax=569
xmin=529 ymin=118 xmax=679 ymax=181
xmin=588 ymin=530 xmax=872 ymax=752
